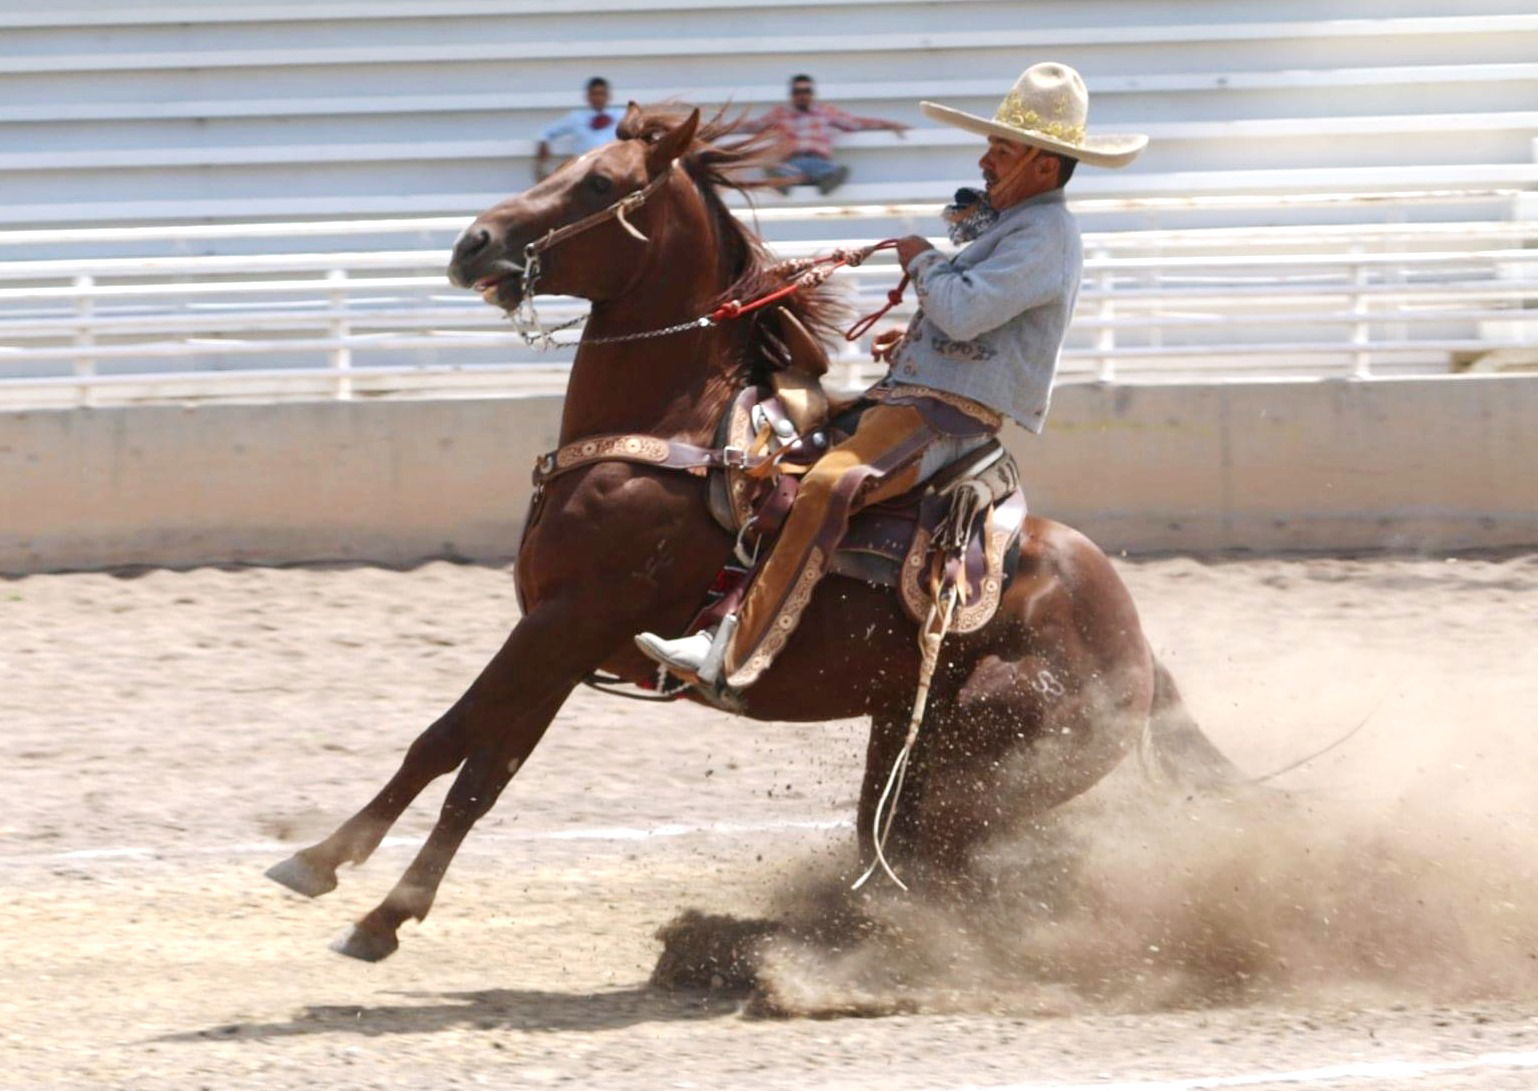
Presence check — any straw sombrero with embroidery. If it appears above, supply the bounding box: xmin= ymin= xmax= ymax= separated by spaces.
xmin=920 ymin=62 xmax=1146 ymax=169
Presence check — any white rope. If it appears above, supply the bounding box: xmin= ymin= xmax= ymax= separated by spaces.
xmin=852 ymin=583 xmax=958 ymax=892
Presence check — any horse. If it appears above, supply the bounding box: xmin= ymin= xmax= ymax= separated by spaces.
xmin=265 ymin=104 xmax=1242 ymax=962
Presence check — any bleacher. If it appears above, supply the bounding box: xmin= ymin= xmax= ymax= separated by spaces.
xmin=0 ymin=0 xmax=1534 ymax=404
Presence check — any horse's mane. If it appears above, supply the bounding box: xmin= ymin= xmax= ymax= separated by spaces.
xmin=616 ymin=105 xmax=850 ymax=358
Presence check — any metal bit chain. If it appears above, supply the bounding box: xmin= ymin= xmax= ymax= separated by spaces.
xmin=509 ymin=243 xmax=713 ymax=349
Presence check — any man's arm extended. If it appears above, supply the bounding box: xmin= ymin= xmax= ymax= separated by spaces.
xmin=823 ymin=103 xmax=909 ymax=134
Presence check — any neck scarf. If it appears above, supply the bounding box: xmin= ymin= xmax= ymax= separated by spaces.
xmin=942 ymin=187 xmax=999 ymax=245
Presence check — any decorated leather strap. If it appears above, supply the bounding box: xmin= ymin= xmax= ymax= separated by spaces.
xmin=532 ymin=432 xmax=769 ymax=486
xmin=868 ymin=383 xmax=1004 ymax=432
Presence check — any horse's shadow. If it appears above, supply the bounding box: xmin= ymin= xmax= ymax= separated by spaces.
xmin=159 ymin=985 xmax=738 ymax=1043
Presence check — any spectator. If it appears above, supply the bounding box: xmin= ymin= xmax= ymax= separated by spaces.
xmin=743 ymin=74 xmax=909 ymax=195
xmin=535 ymin=77 xmax=618 ymax=181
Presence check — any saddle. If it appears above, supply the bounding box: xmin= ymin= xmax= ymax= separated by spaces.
xmin=704 ymin=377 xmax=1026 ymax=635
xmin=527 ymin=304 xmax=1028 ymax=636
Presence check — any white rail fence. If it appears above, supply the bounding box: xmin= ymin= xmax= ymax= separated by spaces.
xmin=1 ymin=194 xmax=1534 ymax=406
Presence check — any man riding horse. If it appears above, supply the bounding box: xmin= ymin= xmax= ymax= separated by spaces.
xmin=269 ymin=66 xmax=1254 ymax=964
xmin=635 ymin=62 xmax=1148 ymax=695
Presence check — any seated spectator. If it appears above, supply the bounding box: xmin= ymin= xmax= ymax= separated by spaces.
xmin=535 ymin=77 xmax=619 ymax=180
xmin=743 ymin=74 xmax=909 ymax=195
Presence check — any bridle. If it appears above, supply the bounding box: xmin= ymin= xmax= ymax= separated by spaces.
xmin=498 ymin=152 xmax=909 ymax=350
xmin=507 ymin=160 xmax=679 ymax=347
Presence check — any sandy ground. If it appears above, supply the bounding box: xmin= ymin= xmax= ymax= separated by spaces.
xmin=3 ymin=551 xmax=1538 ymax=1090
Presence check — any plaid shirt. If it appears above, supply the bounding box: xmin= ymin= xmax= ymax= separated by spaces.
xmin=742 ymin=102 xmax=891 ymax=159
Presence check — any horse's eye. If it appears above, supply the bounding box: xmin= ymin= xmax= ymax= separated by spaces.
xmin=589 ymin=174 xmax=614 ymax=195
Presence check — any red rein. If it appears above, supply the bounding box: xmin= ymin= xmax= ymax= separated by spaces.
xmin=706 ymin=238 xmax=909 ymax=341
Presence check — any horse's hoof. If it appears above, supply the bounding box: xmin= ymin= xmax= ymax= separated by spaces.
xmin=330 ymin=923 xmax=398 ymax=963
xmin=264 ymin=853 xmax=337 ymax=899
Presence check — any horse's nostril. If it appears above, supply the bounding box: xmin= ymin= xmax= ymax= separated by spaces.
xmin=449 ymin=226 xmax=498 ymax=287
xmin=458 ymin=227 xmax=491 ymax=259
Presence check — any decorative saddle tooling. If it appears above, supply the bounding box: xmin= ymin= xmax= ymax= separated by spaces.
xmin=699 ymin=383 xmax=1026 ymax=635
xmin=524 ymin=307 xmax=1029 ymax=643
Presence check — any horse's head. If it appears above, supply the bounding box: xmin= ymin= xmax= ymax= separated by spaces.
xmin=447 ymin=104 xmax=702 ymax=312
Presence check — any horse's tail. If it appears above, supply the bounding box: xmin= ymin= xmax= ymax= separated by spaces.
xmin=1140 ymin=657 xmax=1249 ymax=790
xmin=1140 ymin=657 xmax=1373 ymax=792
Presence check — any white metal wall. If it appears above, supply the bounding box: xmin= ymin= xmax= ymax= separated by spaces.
xmin=0 ymin=0 xmax=1533 ymax=397
xmin=0 ymin=0 xmax=1535 ymax=232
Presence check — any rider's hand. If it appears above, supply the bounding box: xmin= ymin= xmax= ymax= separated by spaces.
xmin=895 ymin=234 xmax=934 ymax=270
xmin=871 ymin=328 xmax=905 ymax=364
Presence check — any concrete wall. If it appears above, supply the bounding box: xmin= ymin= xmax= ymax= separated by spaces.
xmin=3 ymin=375 xmax=1535 ymax=573
xmin=1028 ymin=376 xmax=1538 ymax=553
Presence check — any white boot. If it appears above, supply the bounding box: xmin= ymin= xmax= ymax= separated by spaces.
xmin=634 ymin=629 xmax=715 ymax=677
xmin=635 ymin=615 xmax=739 ymax=686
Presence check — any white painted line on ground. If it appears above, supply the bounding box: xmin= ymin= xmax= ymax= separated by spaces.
xmin=0 ymin=816 xmax=851 ymax=867
xmin=967 ymin=1049 xmax=1538 ymax=1090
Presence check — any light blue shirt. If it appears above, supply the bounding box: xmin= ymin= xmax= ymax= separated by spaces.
xmin=540 ymin=108 xmax=619 ymax=154
xmin=890 ymin=188 xmax=1082 ymax=434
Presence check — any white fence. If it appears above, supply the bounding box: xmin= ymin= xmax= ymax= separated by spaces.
xmin=1 ymin=189 xmax=1535 ymax=406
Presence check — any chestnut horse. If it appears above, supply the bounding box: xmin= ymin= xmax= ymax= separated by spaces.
xmin=266 ymin=105 xmax=1240 ymax=962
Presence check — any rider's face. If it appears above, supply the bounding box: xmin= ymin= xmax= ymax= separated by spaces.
xmin=980 ymin=137 xmax=1051 ymax=208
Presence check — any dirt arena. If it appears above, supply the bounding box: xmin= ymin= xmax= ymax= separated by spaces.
xmin=3 ymin=551 xmax=1538 ymax=1090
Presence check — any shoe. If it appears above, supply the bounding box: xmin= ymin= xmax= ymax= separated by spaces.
xmin=816 ymin=165 xmax=849 ymax=196
xmin=634 ymin=630 xmax=715 ymax=678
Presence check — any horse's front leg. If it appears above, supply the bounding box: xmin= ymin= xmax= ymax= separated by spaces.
xmin=265 ymin=700 xmax=477 ymax=898
xmin=277 ymin=601 xmax=611 ymax=960
xmin=331 ymin=680 xmax=572 ymax=962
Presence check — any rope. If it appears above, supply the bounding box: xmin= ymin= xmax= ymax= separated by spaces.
xmin=844 ymin=274 xmax=910 ymax=342
xmin=852 ymin=582 xmax=958 ymax=893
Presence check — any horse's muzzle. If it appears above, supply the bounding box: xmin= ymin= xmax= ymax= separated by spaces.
xmin=474 ymin=270 xmax=525 ymax=311
xmin=447 ymin=225 xmax=502 ymax=289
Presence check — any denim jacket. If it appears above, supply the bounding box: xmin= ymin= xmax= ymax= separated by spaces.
xmin=887 ymin=188 xmax=1082 ymax=434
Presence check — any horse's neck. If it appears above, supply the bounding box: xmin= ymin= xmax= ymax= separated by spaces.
xmin=558 ymin=186 xmax=744 ymax=446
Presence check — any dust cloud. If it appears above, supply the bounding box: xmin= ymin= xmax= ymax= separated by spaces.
xmin=658 ymin=554 xmax=1538 ymax=1017
xmin=755 ymin=757 xmax=1538 ymax=1017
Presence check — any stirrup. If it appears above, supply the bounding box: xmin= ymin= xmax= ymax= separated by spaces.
xmin=695 ymin=613 xmax=738 ymax=686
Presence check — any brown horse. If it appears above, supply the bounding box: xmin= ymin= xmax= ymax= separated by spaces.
xmin=266 ymin=105 xmax=1241 ymax=962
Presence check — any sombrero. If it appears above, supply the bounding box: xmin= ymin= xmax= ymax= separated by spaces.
xmin=920 ymin=62 xmax=1146 ymax=169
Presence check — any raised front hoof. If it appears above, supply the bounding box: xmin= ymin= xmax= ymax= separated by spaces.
xmin=330 ymin=923 xmax=399 ymax=963
xmin=264 ymin=853 xmax=338 ymax=899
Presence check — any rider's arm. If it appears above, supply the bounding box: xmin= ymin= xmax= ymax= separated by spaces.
xmin=904 ymin=218 xmax=1069 ymax=343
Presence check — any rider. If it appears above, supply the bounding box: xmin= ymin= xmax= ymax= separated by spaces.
xmin=635 ymin=62 xmax=1147 ymax=693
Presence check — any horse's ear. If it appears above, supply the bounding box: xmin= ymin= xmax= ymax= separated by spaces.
xmin=646 ymin=108 xmax=700 ymax=173
xmin=616 ymin=101 xmax=645 ymax=140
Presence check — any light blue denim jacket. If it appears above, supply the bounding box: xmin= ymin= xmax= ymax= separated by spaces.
xmin=887 ymin=187 xmax=1082 ymax=434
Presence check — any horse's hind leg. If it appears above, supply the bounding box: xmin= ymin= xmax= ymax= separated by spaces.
xmin=872 ymin=649 xmax=1150 ymax=886
xmin=266 ymin=703 xmax=474 ymax=898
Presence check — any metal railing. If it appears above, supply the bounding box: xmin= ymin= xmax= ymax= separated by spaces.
xmin=1 ymin=193 xmax=1534 ymax=406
